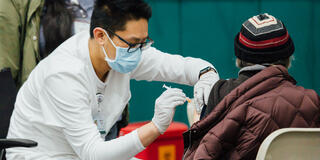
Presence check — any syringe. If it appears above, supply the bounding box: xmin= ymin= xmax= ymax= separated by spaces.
xmin=162 ymin=84 xmax=192 ymax=103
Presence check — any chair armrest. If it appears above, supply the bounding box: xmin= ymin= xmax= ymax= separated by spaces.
xmin=0 ymin=138 xmax=37 ymax=150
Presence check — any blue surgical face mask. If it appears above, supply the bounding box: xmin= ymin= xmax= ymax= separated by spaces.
xmin=101 ymin=30 xmax=142 ymax=74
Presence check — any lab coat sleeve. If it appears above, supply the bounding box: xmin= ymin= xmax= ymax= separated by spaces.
xmin=39 ymin=73 xmax=144 ymax=160
xmin=130 ymin=47 xmax=217 ymax=86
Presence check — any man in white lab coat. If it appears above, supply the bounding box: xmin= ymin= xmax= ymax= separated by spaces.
xmin=6 ymin=0 xmax=219 ymax=159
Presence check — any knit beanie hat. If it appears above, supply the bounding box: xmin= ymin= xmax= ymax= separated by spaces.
xmin=234 ymin=13 xmax=294 ymax=64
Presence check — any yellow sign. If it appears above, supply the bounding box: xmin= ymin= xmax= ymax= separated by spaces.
xmin=158 ymin=145 xmax=176 ymax=160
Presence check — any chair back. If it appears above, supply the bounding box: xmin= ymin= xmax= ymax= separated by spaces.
xmin=256 ymin=128 xmax=320 ymax=160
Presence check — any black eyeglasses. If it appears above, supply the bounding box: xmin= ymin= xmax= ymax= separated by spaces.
xmin=105 ymin=28 xmax=154 ymax=53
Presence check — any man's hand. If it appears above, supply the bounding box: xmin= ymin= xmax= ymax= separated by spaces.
xmin=152 ymin=88 xmax=186 ymax=134
xmin=194 ymin=71 xmax=219 ymax=113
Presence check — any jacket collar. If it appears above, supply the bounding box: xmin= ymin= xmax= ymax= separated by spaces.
xmin=27 ymin=0 xmax=44 ymax=22
xmin=238 ymin=64 xmax=266 ymax=75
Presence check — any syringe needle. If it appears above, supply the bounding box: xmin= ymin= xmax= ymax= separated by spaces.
xmin=186 ymin=97 xmax=192 ymax=103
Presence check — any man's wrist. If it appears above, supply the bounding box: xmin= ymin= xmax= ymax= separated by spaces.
xmin=199 ymin=66 xmax=217 ymax=79
xmin=150 ymin=121 xmax=162 ymax=135
xmin=151 ymin=118 xmax=164 ymax=134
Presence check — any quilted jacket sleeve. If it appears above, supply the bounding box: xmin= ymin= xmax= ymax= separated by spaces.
xmin=193 ymin=103 xmax=249 ymax=160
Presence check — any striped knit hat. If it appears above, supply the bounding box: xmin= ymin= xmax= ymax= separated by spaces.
xmin=234 ymin=13 xmax=294 ymax=64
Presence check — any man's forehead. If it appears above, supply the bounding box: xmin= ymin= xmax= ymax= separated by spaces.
xmin=123 ymin=19 xmax=148 ymax=32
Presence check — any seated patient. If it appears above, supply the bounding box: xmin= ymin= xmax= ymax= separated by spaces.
xmin=183 ymin=13 xmax=320 ymax=160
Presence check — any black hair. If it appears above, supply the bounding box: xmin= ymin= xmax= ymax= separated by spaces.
xmin=90 ymin=0 xmax=152 ymax=38
xmin=42 ymin=0 xmax=74 ymax=56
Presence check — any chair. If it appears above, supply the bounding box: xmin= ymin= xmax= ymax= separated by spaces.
xmin=256 ymin=128 xmax=320 ymax=160
xmin=0 ymin=68 xmax=37 ymax=160
xmin=0 ymin=139 xmax=37 ymax=159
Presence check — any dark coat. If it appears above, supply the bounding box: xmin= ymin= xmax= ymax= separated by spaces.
xmin=183 ymin=65 xmax=320 ymax=160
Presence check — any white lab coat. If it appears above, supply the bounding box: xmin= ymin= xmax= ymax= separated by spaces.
xmin=6 ymin=31 xmax=217 ymax=160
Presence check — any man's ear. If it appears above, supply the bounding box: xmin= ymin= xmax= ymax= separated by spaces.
xmin=93 ymin=27 xmax=106 ymax=45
